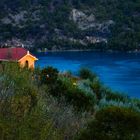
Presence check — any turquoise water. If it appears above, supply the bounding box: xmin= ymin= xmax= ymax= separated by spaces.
xmin=36 ymin=51 xmax=140 ymax=98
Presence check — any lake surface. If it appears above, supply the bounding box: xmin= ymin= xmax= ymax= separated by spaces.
xmin=36 ymin=51 xmax=140 ymax=98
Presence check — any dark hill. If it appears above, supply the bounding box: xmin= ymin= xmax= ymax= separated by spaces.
xmin=0 ymin=0 xmax=140 ymax=51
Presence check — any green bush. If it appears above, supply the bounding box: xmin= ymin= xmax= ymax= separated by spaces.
xmin=40 ymin=67 xmax=59 ymax=85
xmin=79 ymin=68 xmax=97 ymax=80
xmin=90 ymin=79 xmax=104 ymax=100
xmin=77 ymin=106 xmax=140 ymax=140
xmin=48 ymin=77 xmax=95 ymax=111
xmin=66 ymin=86 xmax=95 ymax=111
xmin=0 ymin=63 xmax=38 ymax=118
xmin=0 ymin=108 xmax=63 ymax=140
xmin=104 ymin=88 xmax=129 ymax=103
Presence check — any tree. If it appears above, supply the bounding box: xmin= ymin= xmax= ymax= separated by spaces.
xmin=77 ymin=106 xmax=140 ymax=140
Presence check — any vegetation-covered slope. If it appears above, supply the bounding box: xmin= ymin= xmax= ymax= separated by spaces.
xmin=0 ymin=0 xmax=140 ymax=51
xmin=1 ymin=63 xmax=140 ymax=139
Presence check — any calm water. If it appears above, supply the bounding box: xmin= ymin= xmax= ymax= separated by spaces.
xmin=36 ymin=51 xmax=140 ymax=98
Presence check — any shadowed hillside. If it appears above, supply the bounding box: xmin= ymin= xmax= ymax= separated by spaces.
xmin=0 ymin=0 xmax=140 ymax=51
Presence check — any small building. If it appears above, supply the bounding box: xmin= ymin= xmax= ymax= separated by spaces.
xmin=0 ymin=47 xmax=38 ymax=69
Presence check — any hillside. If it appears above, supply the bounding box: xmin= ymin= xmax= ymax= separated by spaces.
xmin=0 ymin=0 xmax=140 ymax=51
xmin=1 ymin=63 xmax=140 ymax=139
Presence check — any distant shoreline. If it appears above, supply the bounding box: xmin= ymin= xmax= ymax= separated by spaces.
xmin=36 ymin=49 xmax=140 ymax=53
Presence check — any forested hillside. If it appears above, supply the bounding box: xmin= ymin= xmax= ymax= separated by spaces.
xmin=0 ymin=0 xmax=140 ymax=51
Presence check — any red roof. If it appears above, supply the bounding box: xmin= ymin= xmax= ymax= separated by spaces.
xmin=0 ymin=47 xmax=28 ymax=61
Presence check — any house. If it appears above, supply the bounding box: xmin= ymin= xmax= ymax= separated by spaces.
xmin=0 ymin=47 xmax=38 ymax=69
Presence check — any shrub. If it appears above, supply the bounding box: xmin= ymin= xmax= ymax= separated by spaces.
xmin=103 ymin=88 xmax=129 ymax=103
xmin=66 ymin=86 xmax=95 ymax=111
xmin=98 ymin=98 xmax=140 ymax=113
xmin=48 ymin=78 xmax=68 ymax=97
xmin=40 ymin=67 xmax=59 ymax=85
xmin=77 ymin=106 xmax=140 ymax=140
xmin=77 ymin=80 xmax=94 ymax=96
xmin=0 ymin=108 xmax=63 ymax=140
xmin=0 ymin=63 xmax=38 ymax=118
xmin=0 ymin=63 xmax=64 ymax=140
xmin=90 ymin=79 xmax=104 ymax=100
xmin=79 ymin=68 xmax=97 ymax=80
xmin=47 ymin=76 xmax=95 ymax=111
xmin=39 ymin=93 xmax=92 ymax=140
xmin=131 ymin=99 xmax=140 ymax=110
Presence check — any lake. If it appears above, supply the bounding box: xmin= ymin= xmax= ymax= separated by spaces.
xmin=36 ymin=51 xmax=140 ymax=98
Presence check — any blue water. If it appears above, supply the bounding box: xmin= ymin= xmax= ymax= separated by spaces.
xmin=36 ymin=51 xmax=140 ymax=98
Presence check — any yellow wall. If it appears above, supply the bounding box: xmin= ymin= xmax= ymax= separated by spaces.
xmin=18 ymin=55 xmax=36 ymax=69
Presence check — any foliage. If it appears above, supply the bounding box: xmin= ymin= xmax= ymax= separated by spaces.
xmin=0 ymin=108 xmax=63 ymax=140
xmin=98 ymin=98 xmax=140 ymax=113
xmin=43 ymin=75 xmax=96 ymax=111
xmin=0 ymin=63 xmax=93 ymax=140
xmin=90 ymin=78 xmax=104 ymax=100
xmin=104 ymin=88 xmax=129 ymax=103
xmin=79 ymin=68 xmax=97 ymax=80
xmin=77 ymin=106 xmax=140 ymax=140
xmin=0 ymin=63 xmax=63 ymax=139
xmin=65 ymin=85 xmax=95 ymax=111
xmin=40 ymin=66 xmax=59 ymax=85
xmin=1 ymin=63 xmax=140 ymax=139
xmin=0 ymin=0 xmax=140 ymax=51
